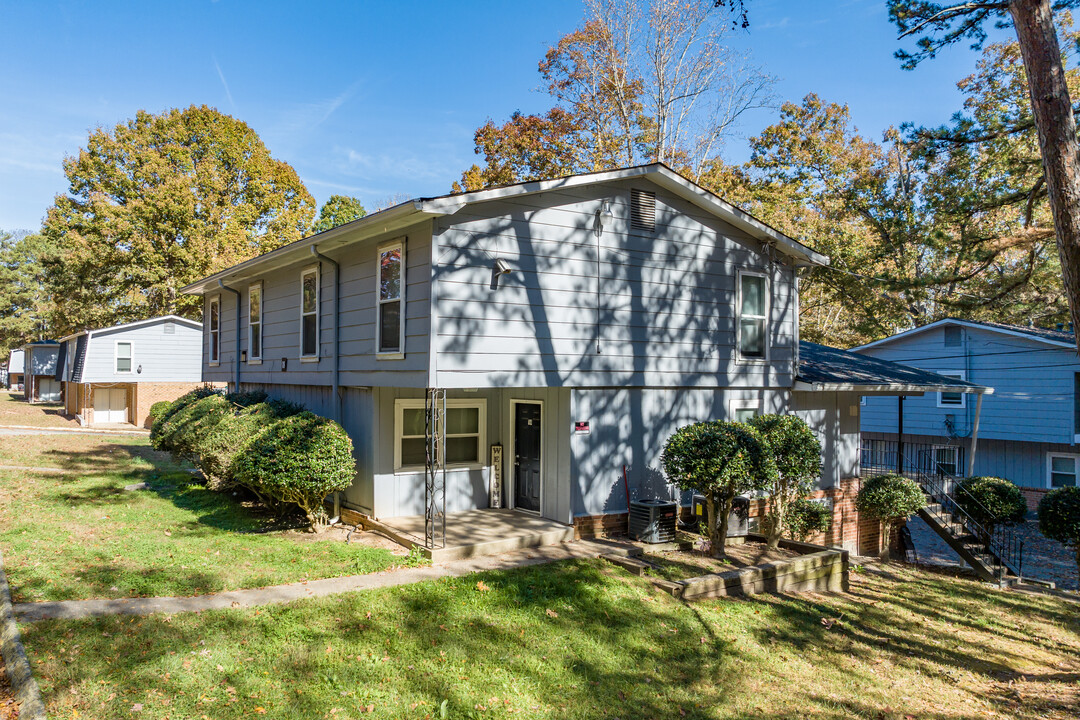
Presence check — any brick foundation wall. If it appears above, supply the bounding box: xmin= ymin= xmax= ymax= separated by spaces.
xmin=1021 ymin=487 xmax=1050 ymax=512
xmin=574 ymin=512 xmax=629 ymax=539
xmin=135 ymin=382 xmax=220 ymax=428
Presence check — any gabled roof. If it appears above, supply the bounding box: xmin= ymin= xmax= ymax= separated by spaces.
xmin=180 ymin=163 xmax=829 ymax=295
xmin=854 ymin=318 xmax=1077 ymax=351
xmin=58 ymin=315 xmax=201 ymax=343
xmin=796 ymin=341 xmax=992 ymax=394
xmin=21 ymin=339 xmax=58 ymax=350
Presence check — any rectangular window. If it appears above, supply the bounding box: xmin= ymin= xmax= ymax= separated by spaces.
xmin=301 ymin=267 xmax=319 ymax=359
xmin=394 ymin=399 xmax=485 ymax=471
xmin=115 ymin=342 xmax=132 ymax=373
xmin=1049 ymin=453 xmax=1079 ymax=488
xmin=738 ymin=272 xmax=767 ymax=360
xmin=730 ymin=398 xmax=761 ymax=423
xmin=208 ymin=296 xmax=220 ymax=365
xmin=1074 ymin=373 xmax=1080 ymax=437
xmin=377 ymin=241 xmax=404 ymax=355
xmin=932 ymin=446 xmax=958 ymax=476
xmin=248 ymin=282 xmax=262 ymax=362
xmin=937 ymin=371 xmax=966 ymax=408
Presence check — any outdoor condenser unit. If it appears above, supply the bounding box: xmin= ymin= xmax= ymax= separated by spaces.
xmin=692 ymin=494 xmax=749 ymax=537
xmin=628 ymin=499 xmax=677 ymax=543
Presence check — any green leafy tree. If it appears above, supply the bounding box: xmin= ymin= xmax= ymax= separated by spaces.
xmin=748 ymin=414 xmax=822 ymax=549
xmin=311 ymin=195 xmax=367 ymax=234
xmin=1038 ymin=486 xmax=1080 ymax=582
xmin=661 ymin=420 xmax=774 ymax=559
xmin=855 ymin=474 xmax=926 ymax=561
xmin=0 ymin=231 xmax=59 ymax=352
xmin=42 ymin=105 xmax=315 ymax=335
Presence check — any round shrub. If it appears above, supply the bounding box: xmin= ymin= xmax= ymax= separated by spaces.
xmin=199 ymin=400 xmax=304 ymax=486
xmin=1038 ymin=487 xmax=1080 ymax=581
xmin=148 ymin=401 xmax=172 ymax=427
xmin=230 ymin=411 xmax=356 ymax=530
xmin=748 ymin=414 xmax=822 ymax=548
xmin=786 ymin=498 xmax=832 ymax=542
xmin=165 ymin=394 xmax=233 ymax=465
xmin=856 ymin=473 xmax=925 ymax=560
xmin=224 ymin=389 xmax=269 ymax=408
xmin=954 ymin=476 xmax=1027 ymax=528
xmin=150 ymin=386 xmax=223 ymax=451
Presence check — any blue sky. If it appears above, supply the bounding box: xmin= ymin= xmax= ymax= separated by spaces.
xmin=0 ymin=0 xmax=1013 ymax=232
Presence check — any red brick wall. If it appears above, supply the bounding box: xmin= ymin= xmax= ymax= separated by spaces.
xmin=1021 ymin=487 xmax=1049 ymax=512
xmin=134 ymin=382 xmax=219 ymax=428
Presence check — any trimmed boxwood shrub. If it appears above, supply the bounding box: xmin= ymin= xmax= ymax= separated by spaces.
xmin=747 ymin=414 xmax=822 ymax=549
xmin=954 ymin=476 xmax=1027 ymax=529
xmin=150 ymin=386 xmax=222 ymax=451
xmin=230 ymin=411 xmax=356 ymax=530
xmin=1038 ymin=486 xmax=1080 ymax=582
xmin=166 ymin=394 xmax=233 ymax=465
xmin=856 ymin=473 xmax=925 ymax=560
xmin=148 ymin=401 xmax=172 ymax=427
xmin=786 ymin=498 xmax=832 ymax=542
xmin=199 ymin=399 xmax=304 ymax=486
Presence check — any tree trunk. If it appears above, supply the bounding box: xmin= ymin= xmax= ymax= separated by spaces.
xmin=879 ymin=521 xmax=894 ymax=562
xmin=1010 ymin=0 xmax=1080 ymax=353
xmin=706 ymin=492 xmax=731 ymax=559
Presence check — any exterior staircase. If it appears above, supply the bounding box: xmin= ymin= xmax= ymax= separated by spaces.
xmin=863 ymin=448 xmax=1024 ymax=585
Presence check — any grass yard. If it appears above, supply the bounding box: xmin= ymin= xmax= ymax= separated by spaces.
xmin=0 ymin=434 xmax=408 ymax=603
xmin=0 ymin=390 xmax=77 ymax=428
xmin=19 ymin=560 xmax=1080 ymax=720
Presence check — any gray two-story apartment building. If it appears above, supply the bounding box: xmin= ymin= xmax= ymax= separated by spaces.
xmin=182 ymin=164 xmax=981 ymax=555
xmin=858 ymin=319 xmax=1079 ymax=508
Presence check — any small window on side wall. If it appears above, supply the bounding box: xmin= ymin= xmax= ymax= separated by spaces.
xmin=1049 ymin=454 xmax=1078 ymax=488
xmin=301 ymin=267 xmax=319 ymax=359
xmin=377 ymin=240 xmax=405 ymax=355
xmin=937 ymin=371 xmax=966 ymax=408
xmin=208 ymin=296 xmax=220 ymax=364
xmin=115 ymin=342 xmax=132 ymax=373
xmin=738 ymin=272 xmax=767 ymax=360
xmin=248 ymin=282 xmax=262 ymax=362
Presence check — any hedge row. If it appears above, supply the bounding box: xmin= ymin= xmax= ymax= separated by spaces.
xmin=151 ymin=388 xmax=354 ymax=529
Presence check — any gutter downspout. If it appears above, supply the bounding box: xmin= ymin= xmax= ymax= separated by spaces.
xmin=967 ymin=392 xmax=984 ymax=478
xmin=311 ymin=245 xmax=342 ymax=522
xmin=217 ymin=280 xmax=242 ymax=392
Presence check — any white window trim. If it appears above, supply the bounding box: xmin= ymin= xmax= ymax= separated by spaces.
xmin=736 ymin=269 xmax=769 ymax=363
xmin=1047 ymin=452 xmax=1080 ymax=489
xmin=114 ymin=340 xmax=134 ymax=375
xmin=208 ymin=294 xmax=220 ymax=367
xmin=248 ymin=281 xmax=263 ymax=364
xmin=508 ymin=399 xmax=544 ymax=514
xmin=376 ymin=239 xmax=406 ymax=360
xmin=728 ymin=398 xmax=761 ymax=422
xmin=936 ymin=371 xmax=966 ymax=408
xmin=393 ymin=398 xmax=487 ymax=473
xmin=300 ymin=265 xmax=320 ymax=362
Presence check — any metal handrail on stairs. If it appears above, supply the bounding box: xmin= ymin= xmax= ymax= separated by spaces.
xmin=912 ymin=449 xmax=1023 ymax=582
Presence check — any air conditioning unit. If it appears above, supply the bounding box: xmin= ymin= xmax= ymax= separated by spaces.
xmin=692 ymin=494 xmax=749 ymax=537
xmin=628 ymin=499 xmax=677 ymax=543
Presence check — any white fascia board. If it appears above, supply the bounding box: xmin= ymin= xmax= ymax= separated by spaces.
xmin=793 ymin=381 xmax=994 ymax=395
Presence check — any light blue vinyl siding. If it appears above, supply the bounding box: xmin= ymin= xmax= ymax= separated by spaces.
xmin=26 ymin=346 xmax=57 ymax=375
xmin=431 ymin=178 xmax=797 ymax=388
xmin=860 ymin=325 xmax=1080 ymax=445
xmin=79 ymin=320 xmax=202 ymax=383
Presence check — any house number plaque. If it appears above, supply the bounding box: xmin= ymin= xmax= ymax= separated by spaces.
xmin=489 ymin=443 xmax=503 ymax=508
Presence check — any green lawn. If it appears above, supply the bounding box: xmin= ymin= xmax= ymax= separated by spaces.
xmin=0 ymin=434 xmax=406 ymax=603
xmin=20 ymin=560 xmax=1080 ymax=720
xmin=0 ymin=390 xmax=78 ymax=428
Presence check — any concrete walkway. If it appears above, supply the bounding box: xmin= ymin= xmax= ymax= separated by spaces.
xmin=14 ymin=538 xmax=635 ymax=622
xmin=0 ymin=425 xmax=148 ymax=437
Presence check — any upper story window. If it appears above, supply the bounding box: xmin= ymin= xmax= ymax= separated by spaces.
xmin=115 ymin=341 xmax=132 ymax=373
xmin=377 ymin=240 xmax=405 ymax=356
xmin=208 ymin=296 xmax=220 ymax=365
xmin=937 ymin=371 xmax=966 ymax=408
xmin=301 ymin=267 xmax=319 ymax=359
xmin=248 ymin=282 xmax=262 ymax=362
xmin=737 ymin=271 xmax=768 ymax=360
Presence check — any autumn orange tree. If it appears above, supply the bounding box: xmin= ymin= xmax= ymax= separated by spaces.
xmin=43 ymin=105 xmax=315 ymax=334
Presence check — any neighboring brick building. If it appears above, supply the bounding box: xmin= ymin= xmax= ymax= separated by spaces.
xmin=59 ymin=316 xmax=209 ymax=428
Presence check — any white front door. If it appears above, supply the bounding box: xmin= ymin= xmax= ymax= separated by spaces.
xmin=93 ymin=388 xmax=127 ymax=424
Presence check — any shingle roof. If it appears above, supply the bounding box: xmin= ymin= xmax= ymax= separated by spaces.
xmin=797 ymin=341 xmax=990 ymax=393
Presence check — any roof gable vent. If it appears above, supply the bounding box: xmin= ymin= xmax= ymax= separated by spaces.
xmin=944 ymin=326 xmax=962 ymax=347
xmin=630 ymin=189 xmax=656 ymax=231
xmin=164 ymin=322 xmax=176 ymax=334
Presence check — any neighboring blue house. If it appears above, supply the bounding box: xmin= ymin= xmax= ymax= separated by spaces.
xmin=856 ymin=319 xmax=1080 ymax=507
xmin=21 ymin=340 xmax=60 ymax=403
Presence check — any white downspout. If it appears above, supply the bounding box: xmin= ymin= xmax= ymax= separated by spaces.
xmin=967 ymin=392 xmax=984 ymax=477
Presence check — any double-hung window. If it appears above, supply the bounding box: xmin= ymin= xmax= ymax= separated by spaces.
xmin=394 ymin=399 xmax=485 ymax=472
xmin=301 ymin=267 xmax=319 ymax=359
xmin=115 ymin=342 xmax=132 ymax=373
xmin=377 ymin=241 xmax=404 ymax=356
xmin=248 ymin=282 xmax=262 ymax=363
xmin=737 ymin=271 xmax=768 ymax=360
xmin=937 ymin=371 xmax=966 ymax=408
xmin=1049 ymin=453 xmax=1079 ymax=488
xmin=208 ymin=296 xmax=220 ymax=365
